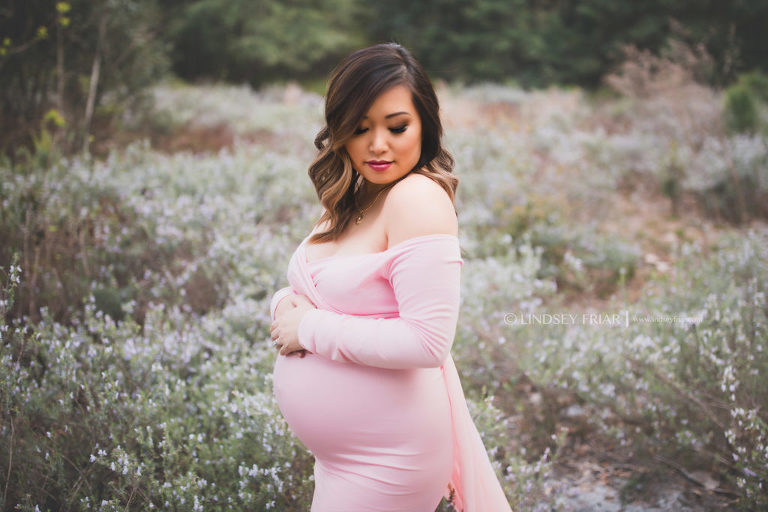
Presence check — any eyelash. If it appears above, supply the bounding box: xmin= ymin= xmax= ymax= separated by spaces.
xmin=354 ymin=125 xmax=408 ymax=135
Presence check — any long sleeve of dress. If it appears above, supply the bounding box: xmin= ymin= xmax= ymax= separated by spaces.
xmin=270 ymin=286 xmax=294 ymax=322
xmin=296 ymin=236 xmax=462 ymax=369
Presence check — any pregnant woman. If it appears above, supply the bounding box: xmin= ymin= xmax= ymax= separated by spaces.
xmin=269 ymin=43 xmax=512 ymax=512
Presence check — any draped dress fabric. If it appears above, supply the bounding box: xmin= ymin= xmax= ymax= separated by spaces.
xmin=270 ymin=230 xmax=512 ymax=512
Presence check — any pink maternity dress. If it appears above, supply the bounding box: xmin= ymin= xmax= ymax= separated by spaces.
xmin=270 ymin=229 xmax=512 ymax=512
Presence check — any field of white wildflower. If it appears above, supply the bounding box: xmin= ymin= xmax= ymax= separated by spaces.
xmin=1 ymin=78 xmax=766 ymax=511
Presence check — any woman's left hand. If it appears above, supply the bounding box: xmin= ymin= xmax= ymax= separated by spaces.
xmin=270 ymin=294 xmax=317 ymax=356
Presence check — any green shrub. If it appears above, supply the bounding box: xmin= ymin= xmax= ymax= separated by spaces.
xmin=724 ymin=71 xmax=768 ymax=135
xmin=684 ymin=134 xmax=768 ymax=223
xmin=2 ymin=81 xmax=766 ymax=510
xmin=0 ymin=0 xmax=170 ymax=155
xmin=517 ymin=229 xmax=768 ymax=508
xmin=725 ymin=84 xmax=760 ymax=134
xmin=0 ymin=150 xmax=229 ymax=325
xmin=0 ymin=280 xmax=316 ymax=510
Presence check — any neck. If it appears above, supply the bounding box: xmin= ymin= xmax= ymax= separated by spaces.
xmin=360 ymin=174 xmax=407 ymax=197
xmin=358 ymin=180 xmax=386 ymax=206
xmin=364 ymin=181 xmax=387 ymax=195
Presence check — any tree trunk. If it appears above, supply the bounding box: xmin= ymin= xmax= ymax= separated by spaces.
xmin=83 ymin=15 xmax=107 ymax=153
xmin=56 ymin=22 xmax=64 ymax=112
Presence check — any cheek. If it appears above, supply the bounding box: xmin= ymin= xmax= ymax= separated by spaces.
xmin=405 ymin=130 xmax=422 ymax=160
xmin=345 ymin=140 xmax=363 ymax=161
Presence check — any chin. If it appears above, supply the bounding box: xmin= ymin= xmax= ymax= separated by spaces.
xmin=362 ymin=173 xmax=394 ymax=185
xmin=371 ymin=170 xmax=413 ymax=185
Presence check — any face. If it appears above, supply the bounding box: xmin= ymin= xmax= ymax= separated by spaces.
xmin=344 ymin=84 xmax=422 ymax=189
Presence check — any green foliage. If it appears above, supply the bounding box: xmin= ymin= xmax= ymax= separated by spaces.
xmin=166 ymin=0 xmax=366 ymax=85
xmin=516 ymin=230 xmax=768 ymax=509
xmin=600 ymin=49 xmax=768 ymax=224
xmin=0 ymin=133 xmax=322 ymax=509
xmin=0 ymin=0 xmax=169 ymax=154
xmin=0 ymin=84 xmax=570 ymax=510
xmin=737 ymin=71 xmax=768 ymax=103
xmin=468 ymin=394 xmax=565 ymax=510
xmin=2 ymin=81 xmax=768 ymax=509
xmin=0 ymin=284 xmax=316 ymax=510
xmin=0 ymin=150 xmax=228 ymax=324
xmin=725 ymin=71 xmax=768 ymax=134
xmin=365 ymin=0 xmax=768 ymax=87
xmin=3 ymin=0 xmax=768 ymax=157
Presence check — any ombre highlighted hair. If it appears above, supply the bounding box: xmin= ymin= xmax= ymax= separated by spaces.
xmin=307 ymin=42 xmax=458 ymax=244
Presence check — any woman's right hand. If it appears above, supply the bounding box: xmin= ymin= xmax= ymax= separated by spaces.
xmin=273 ymin=294 xmax=308 ymax=358
xmin=274 ymin=293 xmax=295 ymax=319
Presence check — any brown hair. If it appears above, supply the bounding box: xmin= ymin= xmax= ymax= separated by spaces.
xmin=307 ymin=42 xmax=458 ymax=244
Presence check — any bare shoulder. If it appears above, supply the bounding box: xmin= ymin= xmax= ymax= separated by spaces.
xmin=383 ymin=173 xmax=458 ymax=247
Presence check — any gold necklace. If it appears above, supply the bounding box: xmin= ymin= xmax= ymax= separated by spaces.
xmin=355 ymin=185 xmax=392 ymax=224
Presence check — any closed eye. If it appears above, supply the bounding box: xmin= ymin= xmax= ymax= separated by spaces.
xmin=353 ymin=125 xmax=408 ymax=135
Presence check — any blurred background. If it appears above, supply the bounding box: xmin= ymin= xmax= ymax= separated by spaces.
xmin=1 ymin=2 xmax=768 ymax=511
xmin=1 ymin=0 xmax=767 ymax=154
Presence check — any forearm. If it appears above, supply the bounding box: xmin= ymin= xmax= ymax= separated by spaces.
xmin=297 ymin=308 xmax=458 ymax=369
xmin=270 ymin=286 xmax=294 ymax=321
xmin=293 ymin=236 xmax=463 ymax=368
xmin=297 ymin=241 xmax=462 ymax=369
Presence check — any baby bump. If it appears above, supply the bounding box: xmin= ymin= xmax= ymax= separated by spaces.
xmin=273 ymin=352 xmax=452 ymax=464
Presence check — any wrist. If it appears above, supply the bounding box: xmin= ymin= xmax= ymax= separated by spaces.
xmin=297 ymin=308 xmax=321 ymax=352
xmin=273 ymin=294 xmax=293 ymax=318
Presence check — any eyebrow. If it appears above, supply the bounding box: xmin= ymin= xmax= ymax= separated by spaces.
xmin=362 ymin=112 xmax=412 ymax=120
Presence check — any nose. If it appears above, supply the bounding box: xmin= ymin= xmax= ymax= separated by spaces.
xmin=369 ymin=128 xmax=388 ymax=155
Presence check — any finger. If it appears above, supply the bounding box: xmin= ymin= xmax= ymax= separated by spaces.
xmin=298 ymin=293 xmax=316 ymax=306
